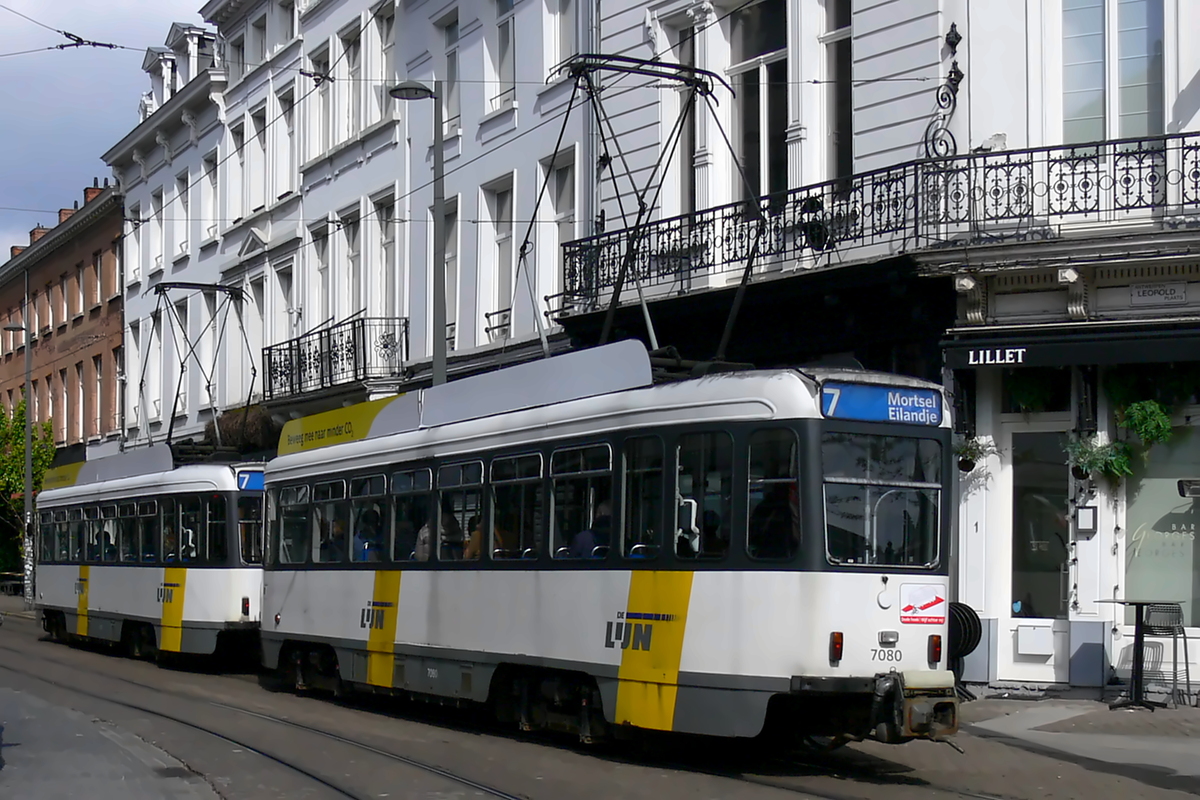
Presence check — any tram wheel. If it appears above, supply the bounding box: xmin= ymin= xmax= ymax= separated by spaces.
xmin=798 ymin=734 xmax=850 ymax=753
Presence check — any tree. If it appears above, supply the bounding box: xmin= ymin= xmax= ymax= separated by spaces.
xmin=0 ymin=400 xmax=57 ymax=574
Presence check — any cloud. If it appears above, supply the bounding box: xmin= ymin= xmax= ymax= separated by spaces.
xmin=0 ymin=0 xmax=202 ymax=254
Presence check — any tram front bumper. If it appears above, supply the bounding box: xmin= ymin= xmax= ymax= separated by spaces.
xmin=878 ymin=670 xmax=959 ymax=742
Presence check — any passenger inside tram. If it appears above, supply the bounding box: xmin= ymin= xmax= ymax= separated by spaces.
xmin=748 ymin=484 xmax=800 ymax=559
xmin=353 ymin=508 xmax=384 ymax=562
xmin=569 ymin=501 xmax=612 ymax=558
xmin=321 ymin=519 xmax=348 ymax=562
xmin=163 ymin=525 xmax=179 ymax=562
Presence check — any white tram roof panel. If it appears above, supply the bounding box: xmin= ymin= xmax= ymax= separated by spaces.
xmin=39 ymin=455 xmax=264 ymax=507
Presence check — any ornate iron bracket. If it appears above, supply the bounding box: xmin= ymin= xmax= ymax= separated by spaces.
xmin=924 ymin=58 xmax=965 ymax=159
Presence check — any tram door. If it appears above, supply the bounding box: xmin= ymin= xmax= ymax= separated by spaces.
xmin=1007 ymin=428 xmax=1072 ymax=683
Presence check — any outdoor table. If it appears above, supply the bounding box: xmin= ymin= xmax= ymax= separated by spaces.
xmin=1096 ymin=598 xmax=1186 ymax=711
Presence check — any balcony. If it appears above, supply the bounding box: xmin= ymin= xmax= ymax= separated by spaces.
xmin=553 ymin=132 xmax=1200 ymax=313
xmin=263 ymin=317 xmax=409 ymax=401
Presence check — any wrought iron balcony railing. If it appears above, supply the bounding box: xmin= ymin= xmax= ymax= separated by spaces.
xmin=263 ymin=316 xmax=410 ymax=401
xmin=554 ymin=131 xmax=1200 ymax=313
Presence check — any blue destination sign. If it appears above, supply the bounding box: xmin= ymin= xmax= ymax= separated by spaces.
xmin=820 ymin=381 xmax=943 ymax=426
xmin=237 ymin=471 xmax=265 ymax=491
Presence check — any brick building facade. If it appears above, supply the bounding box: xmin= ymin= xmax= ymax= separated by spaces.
xmin=0 ymin=183 xmax=125 ymax=454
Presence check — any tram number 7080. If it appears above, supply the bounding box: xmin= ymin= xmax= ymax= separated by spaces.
xmin=871 ymin=648 xmax=903 ymax=662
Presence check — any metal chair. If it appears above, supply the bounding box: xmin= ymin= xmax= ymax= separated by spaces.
xmin=1144 ymin=604 xmax=1192 ymax=708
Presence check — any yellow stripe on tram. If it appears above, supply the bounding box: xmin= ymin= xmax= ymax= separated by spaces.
xmin=366 ymin=571 xmax=402 ymax=687
xmin=75 ymin=565 xmax=89 ymax=637
xmin=159 ymin=567 xmax=188 ymax=652
xmin=614 ymin=571 xmax=695 ymax=732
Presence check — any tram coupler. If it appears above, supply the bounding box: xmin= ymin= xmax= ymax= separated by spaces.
xmin=871 ymin=671 xmax=959 ymax=743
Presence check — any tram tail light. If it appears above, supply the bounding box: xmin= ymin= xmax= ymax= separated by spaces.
xmin=928 ymin=634 xmax=942 ymax=664
xmin=242 ymin=597 xmax=251 ymax=616
xmin=829 ymin=631 xmax=844 ymax=663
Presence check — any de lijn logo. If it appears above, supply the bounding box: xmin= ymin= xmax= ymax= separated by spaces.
xmin=360 ymin=600 xmax=392 ymax=630
xmin=156 ymin=582 xmax=179 ymax=603
xmin=605 ymin=611 xmax=676 ymax=651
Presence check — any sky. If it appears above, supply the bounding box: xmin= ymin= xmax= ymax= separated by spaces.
xmin=0 ymin=0 xmax=203 ymax=259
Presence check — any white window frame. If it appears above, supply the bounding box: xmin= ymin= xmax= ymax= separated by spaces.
xmin=443 ymin=16 xmax=461 ymax=131
xmin=341 ymin=26 xmax=363 ymax=141
xmin=491 ymin=0 xmax=516 ymax=112
xmin=727 ymin=0 xmax=789 ymax=199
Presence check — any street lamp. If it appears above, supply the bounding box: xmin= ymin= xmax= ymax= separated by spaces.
xmin=389 ymin=79 xmax=447 ymax=386
xmin=5 ymin=312 xmax=32 ymax=609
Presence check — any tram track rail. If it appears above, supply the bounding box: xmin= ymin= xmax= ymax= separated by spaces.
xmin=0 ymin=636 xmax=526 ymax=800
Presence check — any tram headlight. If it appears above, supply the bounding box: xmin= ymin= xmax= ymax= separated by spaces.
xmin=928 ymin=634 xmax=942 ymax=665
xmin=829 ymin=631 xmax=844 ymax=663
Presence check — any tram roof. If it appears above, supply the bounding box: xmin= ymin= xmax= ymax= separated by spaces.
xmin=40 ymin=446 xmax=264 ymax=504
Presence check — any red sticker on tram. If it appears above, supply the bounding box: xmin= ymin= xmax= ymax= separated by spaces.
xmin=899 ymin=584 xmax=946 ymax=624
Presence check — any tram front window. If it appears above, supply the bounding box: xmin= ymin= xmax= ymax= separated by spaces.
xmin=238 ymin=496 xmax=263 ymax=564
xmin=822 ymin=432 xmax=941 ymax=568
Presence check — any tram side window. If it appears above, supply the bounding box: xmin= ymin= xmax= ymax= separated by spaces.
xmin=101 ymin=506 xmax=119 ymax=563
xmin=118 ymin=503 xmax=138 ymax=562
xmin=489 ymin=454 xmax=543 ymax=560
xmin=436 ymin=462 xmax=481 ymax=561
xmin=623 ymin=437 xmax=663 ymax=560
xmin=160 ymin=498 xmax=179 ymax=563
xmin=138 ymin=501 xmax=159 ymax=562
xmin=67 ymin=509 xmax=84 ymax=562
xmin=239 ymin=496 xmax=263 ymax=565
xmin=350 ymin=475 xmax=387 ymax=563
xmin=53 ymin=510 xmax=69 ymax=562
xmin=748 ymin=429 xmax=801 ymax=560
xmin=551 ymin=445 xmax=613 ymax=560
xmin=179 ymin=496 xmax=205 ymax=563
xmin=674 ymin=433 xmax=732 ymax=559
xmin=392 ymin=469 xmax=432 ymax=562
xmin=38 ymin=512 xmax=52 ymax=562
xmin=278 ymin=485 xmax=311 ymax=565
xmin=209 ymin=496 xmax=229 ymax=564
xmin=313 ymin=481 xmax=350 ymax=563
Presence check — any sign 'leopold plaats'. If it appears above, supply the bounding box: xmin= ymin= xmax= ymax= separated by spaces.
xmin=821 ymin=381 xmax=943 ymax=426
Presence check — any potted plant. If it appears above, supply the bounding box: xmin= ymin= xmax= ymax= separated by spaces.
xmin=1064 ymin=435 xmax=1133 ymax=483
xmin=953 ymin=436 xmax=998 ymax=472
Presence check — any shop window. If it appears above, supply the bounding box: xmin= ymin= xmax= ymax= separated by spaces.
xmin=1002 ymin=367 xmax=1072 ymax=414
xmin=1125 ymin=427 xmax=1199 ymax=627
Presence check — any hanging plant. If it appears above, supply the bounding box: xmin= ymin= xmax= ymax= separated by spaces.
xmin=1005 ymin=368 xmax=1058 ymax=414
xmin=953 ymin=436 xmax=998 ymax=472
xmin=1118 ymin=399 xmax=1173 ymax=447
xmin=1064 ymin=435 xmax=1134 ymax=483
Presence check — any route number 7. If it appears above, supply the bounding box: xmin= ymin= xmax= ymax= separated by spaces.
xmin=822 ymin=387 xmax=841 ymax=416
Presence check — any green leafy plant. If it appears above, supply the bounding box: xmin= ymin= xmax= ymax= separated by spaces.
xmin=1064 ymin=435 xmax=1134 ymax=483
xmin=1119 ymin=399 xmax=1173 ymax=446
xmin=1005 ymin=368 xmax=1059 ymax=414
xmin=953 ymin=436 xmax=998 ymax=471
xmin=0 ymin=400 xmax=58 ymax=574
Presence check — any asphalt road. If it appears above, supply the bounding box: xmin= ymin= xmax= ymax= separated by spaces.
xmin=0 ymin=614 xmax=1189 ymax=800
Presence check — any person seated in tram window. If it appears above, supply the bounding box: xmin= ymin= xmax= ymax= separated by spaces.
xmin=569 ymin=501 xmax=612 ymax=559
xmin=163 ymin=526 xmax=179 ymax=563
xmin=353 ymin=508 xmax=384 ymax=563
xmin=415 ymin=498 xmax=463 ymax=561
xmin=321 ymin=519 xmax=348 ymax=562
xmin=463 ymin=514 xmax=483 ymax=560
xmin=748 ymin=484 xmax=800 ymax=559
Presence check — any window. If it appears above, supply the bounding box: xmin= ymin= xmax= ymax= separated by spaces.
xmin=137 ymin=501 xmax=159 ymax=562
xmin=672 ymin=27 xmax=697 ymax=216
xmin=127 ymin=322 xmax=140 ymax=426
xmin=436 ymin=461 xmax=483 ymax=560
xmin=375 ymin=199 xmax=396 ymax=317
xmin=272 ymin=263 xmax=294 ymax=342
xmin=1063 ymin=0 xmax=1164 ymax=143
xmin=554 ymin=0 xmax=576 ymax=65
xmin=92 ymin=355 xmax=102 ymax=436
xmin=238 ymin=495 xmax=263 ymax=564
xmin=350 ymin=475 xmax=387 ymax=562
xmin=57 ymin=369 xmax=67 ymax=441
xmin=731 ymin=0 xmax=788 ymax=199
xmin=313 ymin=480 xmax=351 ymax=563
xmin=173 ymin=299 xmax=188 ymax=414
xmin=311 ymin=48 xmax=331 ymax=156
xmin=201 ymin=152 xmax=218 ymax=240
xmin=278 ymin=485 xmax=310 ymax=564
xmin=250 ymin=110 xmax=268 ymax=211
xmin=822 ymin=432 xmax=941 ymax=568
xmin=492 ymin=0 xmax=516 ymax=111
xmin=179 ymin=496 xmax=206 ymax=563
xmin=278 ymin=93 xmax=295 ymax=196
xmin=109 ymin=347 xmax=121 ymax=432
xmin=342 ymin=211 xmax=362 ymax=316
xmin=826 ymin=0 xmax=853 ymax=180
xmin=160 ymin=498 xmax=178 ymax=562
xmin=149 ymin=312 xmax=162 ymax=419
xmin=90 ymin=251 xmax=101 ymax=306
xmin=83 ymin=506 xmax=101 ymax=563
xmin=341 ymin=28 xmax=362 ymax=139
xmin=73 ymin=266 xmax=82 ymax=316
xmin=209 ymin=495 xmax=229 ymax=563
xmin=748 ymin=429 xmax=800 ymax=559
xmin=277 ymin=0 xmax=295 ymax=44
xmin=675 ymin=433 xmax=732 ymax=559
xmin=443 ymin=18 xmax=461 ymax=130
xmin=175 ymin=171 xmax=189 ymax=257
xmin=229 ymin=36 xmax=246 ymax=81
xmin=314 ymin=230 xmax=331 ymax=324
xmin=376 ymin=8 xmax=396 ymax=122
xmin=151 ymin=188 xmax=165 ymax=271
xmin=251 ymin=16 xmax=267 ymax=67
xmin=29 ymin=291 xmax=38 ymax=337
xmin=73 ymin=363 xmax=83 ymax=440
xmin=551 ymin=444 xmax=613 ymax=559
xmin=128 ymin=205 xmax=142 ymax=283
xmin=443 ymin=201 xmax=459 ymax=351
xmin=489 ymin=454 xmax=544 ymax=559
xmin=117 ymin=504 xmax=137 ymax=562
xmin=622 ymin=437 xmax=663 ymax=559
xmin=392 ymin=468 xmax=432 ymax=562
xmin=551 ymin=159 xmax=574 ymax=275
xmin=229 ymin=125 xmax=245 ymax=221
xmin=488 ymin=182 xmax=514 ymax=316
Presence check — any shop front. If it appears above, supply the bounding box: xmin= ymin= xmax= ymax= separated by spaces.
xmin=944 ymin=277 xmax=1200 ymax=690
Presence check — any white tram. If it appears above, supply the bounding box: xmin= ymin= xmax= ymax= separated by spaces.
xmin=263 ymin=341 xmax=959 ymax=744
xmin=36 ymin=446 xmax=265 ymax=657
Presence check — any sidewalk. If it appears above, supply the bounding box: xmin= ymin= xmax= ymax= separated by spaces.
xmin=961 ymin=698 xmax=1200 ymax=791
xmin=0 ymin=687 xmax=219 ymax=799
xmin=0 ymin=593 xmax=37 ymax=621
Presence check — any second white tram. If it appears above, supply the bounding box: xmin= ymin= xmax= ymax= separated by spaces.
xmin=262 ymin=342 xmax=959 ymax=744
xmin=37 ymin=446 xmax=265 ymax=657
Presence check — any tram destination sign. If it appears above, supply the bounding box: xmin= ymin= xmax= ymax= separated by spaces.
xmin=820 ymin=382 xmax=943 ymax=426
